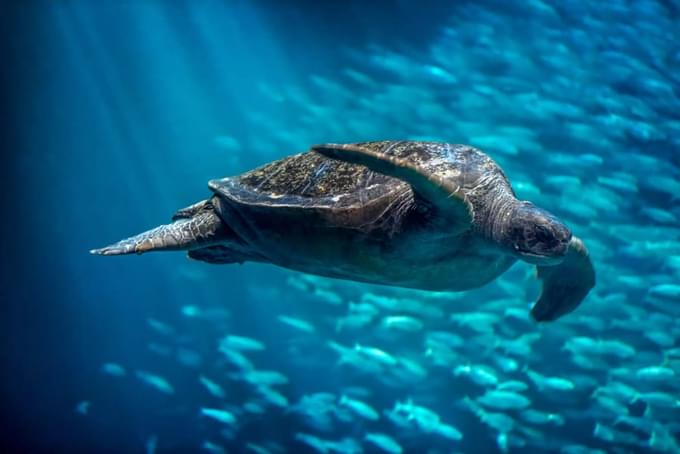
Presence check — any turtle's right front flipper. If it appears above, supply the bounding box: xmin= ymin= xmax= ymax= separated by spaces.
xmin=531 ymin=236 xmax=596 ymax=322
xmin=90 ymin=206 xmax=226 ymax=256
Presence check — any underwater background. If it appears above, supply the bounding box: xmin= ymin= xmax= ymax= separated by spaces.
xmin=1 ymin=0 xmax=679 ymax=452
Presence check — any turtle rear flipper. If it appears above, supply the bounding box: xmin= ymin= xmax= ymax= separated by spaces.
xmin=531 ymin=237 xmax=595 ymax=321
xmin=90 ymin=207 xmax=226 ymax=256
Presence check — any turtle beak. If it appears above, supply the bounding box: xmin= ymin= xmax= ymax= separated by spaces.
xmin=552 ymin=224 xmax=572 ymax=255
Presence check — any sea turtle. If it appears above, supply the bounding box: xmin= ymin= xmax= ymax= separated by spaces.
xmin=91 ymin=141 xmax=595 ymax=321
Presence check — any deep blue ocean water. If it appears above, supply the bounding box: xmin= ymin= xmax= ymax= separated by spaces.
xmin=2 ymin=1 xmax=680 ymax=453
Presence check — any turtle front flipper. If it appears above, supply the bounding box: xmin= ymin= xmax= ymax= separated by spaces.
xmin=531 ymin=236 xmax=595 ymax=322
xmin=90 ymin=209 xmax=225 ymax=256
xmin=312 ymin=142 xmax=472 ymax=229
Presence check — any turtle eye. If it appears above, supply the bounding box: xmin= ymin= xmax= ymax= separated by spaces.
xmin=535 ymin=225 xmax=553 ymax=244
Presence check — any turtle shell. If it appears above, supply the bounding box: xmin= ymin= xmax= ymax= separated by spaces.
xmin=237 ymin=149 xmax=392 ymax=199
xmin=208 ymin=149 xmax=424 ymax=235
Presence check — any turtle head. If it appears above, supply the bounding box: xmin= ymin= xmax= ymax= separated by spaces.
xmin=505 ymin=202 xmax=572 ymax=265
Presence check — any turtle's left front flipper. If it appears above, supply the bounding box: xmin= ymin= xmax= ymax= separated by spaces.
xmin=531 ymin=236 xmax=595 ymax=322
xmin=312 ymin=142 xmax=472 ymax=228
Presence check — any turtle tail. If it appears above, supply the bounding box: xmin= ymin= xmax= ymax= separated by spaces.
xmin=90 ymin=203 xmax=226 ymax=256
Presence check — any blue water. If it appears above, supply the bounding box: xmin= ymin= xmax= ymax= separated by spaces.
xmin=2 ymin=1 xmax=679 ymax=452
